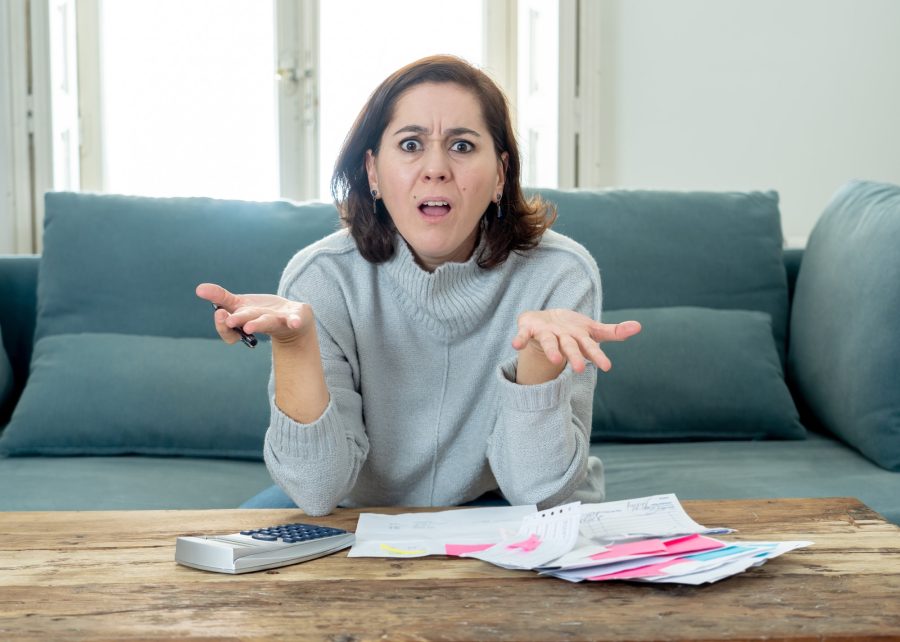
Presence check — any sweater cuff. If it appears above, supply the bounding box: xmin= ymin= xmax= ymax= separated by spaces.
xmin=497 ymin=357 xmax=573 ymax=411
xmin=266 ymin=396 xmax=344 ymax=459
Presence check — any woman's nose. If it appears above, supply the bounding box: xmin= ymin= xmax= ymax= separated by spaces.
xmin=422 ymin=148 xmax=451 ymax=182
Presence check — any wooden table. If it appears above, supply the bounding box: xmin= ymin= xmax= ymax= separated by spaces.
xmin=2 ymin=497 xmax=899 ymax=641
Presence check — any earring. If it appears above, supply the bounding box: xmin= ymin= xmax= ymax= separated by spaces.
xmin=496 ymin=193 xmax=503 ymax=219
xmin=371 ymin=189 xmax=378 ymax=214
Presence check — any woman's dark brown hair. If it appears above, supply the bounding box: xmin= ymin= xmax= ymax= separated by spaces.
xmin=331 ymin=55 xmax=556 ymax=269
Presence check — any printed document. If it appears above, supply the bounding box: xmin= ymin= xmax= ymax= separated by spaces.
xmin=349 ymin=504 xmax=536 ymax=558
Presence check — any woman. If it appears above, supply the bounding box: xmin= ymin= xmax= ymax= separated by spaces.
xmin=197 ymin=55 xmax=640 ymax=515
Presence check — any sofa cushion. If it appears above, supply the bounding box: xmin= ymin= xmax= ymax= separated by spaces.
xmin=594 ymin=432 xmax=900 ymax=526
xmin=0 ymin=325 xmax=13 ymax=424
xmin=0 ymin=333 xmax=271 ymax=458
xmin=543 ymin=188 xmax=790 ymax=362
xmin=789 ymin=180 xmax=900 ymax=470
xmin=0 ymin=456 xmax=274 ymax=510
xmin=35 ymin=192 xmax=340 ymax=340
xmin=592 ymin=307 xmax=804 ymax=442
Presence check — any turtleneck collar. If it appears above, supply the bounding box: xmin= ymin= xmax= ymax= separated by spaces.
xmin=383 ymin=233 xmax=507 ymax=340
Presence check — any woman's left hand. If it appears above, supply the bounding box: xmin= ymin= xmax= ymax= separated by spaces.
xmin=512 ymin=309 xmax=642 ymax=378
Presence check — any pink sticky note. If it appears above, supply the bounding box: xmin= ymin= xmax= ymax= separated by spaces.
xmin=589 ymin=538 xmax=667 ymax=560
xmin=662 ymin=534 xmax=725 ymax=555
xmin=507 ymin=533 xmax=541 ymax=552
xmin=445 ymin=543 xmax=494 ymax=556
xmin=588 ymin=558 xmax=684 ymax=581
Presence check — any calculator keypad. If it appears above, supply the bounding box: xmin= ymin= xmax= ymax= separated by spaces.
xmin=240 ymin=523 xmax=346 ymax=543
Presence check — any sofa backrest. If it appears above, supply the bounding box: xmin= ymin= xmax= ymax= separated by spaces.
xmin=33 ymin=189 xmax=789 ymax=349
xmin=3 ymin=189 xmax=797 ymax=412
xmin=35 ymin=192 xmax=342 ymax=342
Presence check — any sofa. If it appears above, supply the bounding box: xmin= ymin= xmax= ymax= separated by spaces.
xmin=1 ymin=181 xmax=898 ymax=523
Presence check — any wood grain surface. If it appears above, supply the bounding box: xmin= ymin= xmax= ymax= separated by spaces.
xmin=1 ymin=497 xmax=899 ymax=641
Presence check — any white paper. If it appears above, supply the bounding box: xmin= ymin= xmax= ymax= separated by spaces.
xmin=348 ymin=504 xmax=536 ymax=558
xmin=544 ymin=538 xmax=609 ymax=570
xmin=579 ymin=493 xmax=730 ymax=543
xmin=733 ymin=540 xmax=813 ymax=559
xmin=463 ymin=502 xmax=582 ymax=570
xmin=637 ymin=556 xmax=761 ymax=585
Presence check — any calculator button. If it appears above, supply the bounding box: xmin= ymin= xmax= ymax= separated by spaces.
xmin=251 ymin=533 xmax=278 ymax=541
xmin=241 ymin=523 xmax=346 ymax=543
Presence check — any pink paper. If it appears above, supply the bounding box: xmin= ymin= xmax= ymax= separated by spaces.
xmin=662 ymin=534 xmax=724 ymax=555
xmin=507 ymin=533 xmax=541 ymax=552
xmin=589 ymin=538 xmax=667 ymax=560
xmin=445 ymin=543 xmax=494 ymax=556
xmin=587 ymin=536 xmax=726 ymax=580
xmin=588 ymin=558 xmax=684 ymax=581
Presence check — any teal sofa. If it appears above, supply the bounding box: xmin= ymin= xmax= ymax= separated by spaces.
xmin=2 ymin=182 xmax=899 ymax=523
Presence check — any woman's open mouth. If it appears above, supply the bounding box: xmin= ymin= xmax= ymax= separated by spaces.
xmin=419 ymin=200 xmax=452 ymax=218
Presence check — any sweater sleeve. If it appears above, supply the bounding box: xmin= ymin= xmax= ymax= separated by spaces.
xmin=486 ymin=249 xmax=601 ymax=509
xmin=262 ymin=252 xmax=369 ymax=516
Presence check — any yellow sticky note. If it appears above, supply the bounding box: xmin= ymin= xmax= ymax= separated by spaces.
xmin=379 ymin=543 xmax=427 ymax=556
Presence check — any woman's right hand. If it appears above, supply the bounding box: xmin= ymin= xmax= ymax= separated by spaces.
xmin=195 ymin=283 xmax=314 ymax=346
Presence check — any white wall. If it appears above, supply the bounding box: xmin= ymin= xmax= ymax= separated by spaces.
xmin=595 ymin=0 xmax=900 ymax=245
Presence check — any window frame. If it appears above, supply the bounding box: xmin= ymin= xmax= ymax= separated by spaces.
xmin=0 ymin=0 xmax=33 ymax=253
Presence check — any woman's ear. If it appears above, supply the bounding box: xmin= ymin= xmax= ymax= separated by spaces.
xmin=496 ymin=151 xmax=509 ymax=194
xmin=365 ymin=150 xmax=378 ymax=191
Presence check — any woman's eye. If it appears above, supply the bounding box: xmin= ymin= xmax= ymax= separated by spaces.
xmin=400 ymin=139 xmax=422 ymax=152
xmin=451 ymin=141 xmax=474 ymax=153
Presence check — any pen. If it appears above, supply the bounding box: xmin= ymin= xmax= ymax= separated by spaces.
xmin=213 ymin=304 xmax=258 ymax=348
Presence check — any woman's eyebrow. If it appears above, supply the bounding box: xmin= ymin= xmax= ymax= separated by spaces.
xmin=392 ymin=124 xmax=482 ymax=137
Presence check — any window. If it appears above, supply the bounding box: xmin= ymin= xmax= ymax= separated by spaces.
xmin=86 ymin=0 xmax=492 ymax=202
xmin=94 ymin=0 xmax=279 ymax=200
xmin=517 ymin=0 xmax=559 ymax=189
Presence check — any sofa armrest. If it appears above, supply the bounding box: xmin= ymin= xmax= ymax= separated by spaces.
xmin=0 ymin=255 xmax=39 ymax=422
xmin=784 ymin=247 xmax=804 ymax=304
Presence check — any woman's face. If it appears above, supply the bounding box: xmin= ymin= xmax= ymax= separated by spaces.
xmin=366 ymin=82 xmax=507 ymax=271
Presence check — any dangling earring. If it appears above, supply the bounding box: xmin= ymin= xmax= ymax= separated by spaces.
xmin=496 ymin=193 xmax=503 ymax=219
xmin=371 ymin=189 xmax=378 ymax=214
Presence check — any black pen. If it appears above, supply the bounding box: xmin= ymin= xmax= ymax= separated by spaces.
xmin=213 ymin=304 xmax=258 ymax=348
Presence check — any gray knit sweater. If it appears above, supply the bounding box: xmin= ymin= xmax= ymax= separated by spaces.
xmin=263 ymin=228 xmax=605 ymax=516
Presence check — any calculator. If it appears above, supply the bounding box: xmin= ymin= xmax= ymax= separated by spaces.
xmin=175 ymin=522 xmax=355 ymax=574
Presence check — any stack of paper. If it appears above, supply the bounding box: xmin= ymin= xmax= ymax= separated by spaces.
xmin=349 ymin=494 xmax=812 ymax=585
xmin=539 ymin=535 xmax=811 ymax=585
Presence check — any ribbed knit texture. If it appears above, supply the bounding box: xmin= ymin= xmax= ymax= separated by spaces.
xmin=263 ymin=229 xmax=605 ymax=516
